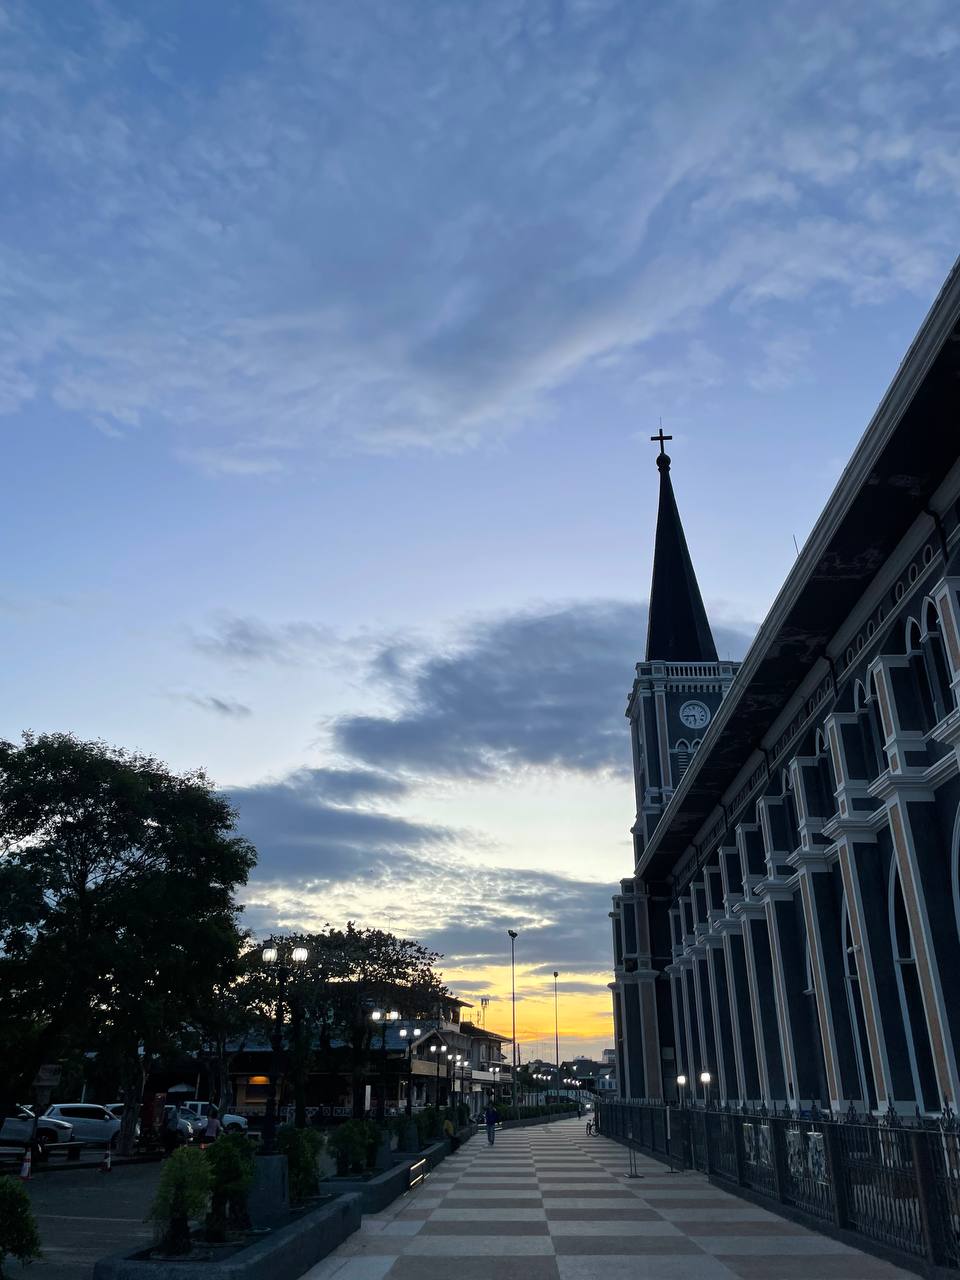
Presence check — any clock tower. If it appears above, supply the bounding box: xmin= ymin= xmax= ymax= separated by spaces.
xmin=612 ymin=436 xmax=739 ymax=1101
xmin=626 ymin=438 xmax=739 ymax=864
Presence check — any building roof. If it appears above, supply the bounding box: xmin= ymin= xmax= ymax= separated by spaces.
xmin=458 ymin=1021 xmax=510 ymax=1043
xmin=645 ymin=449 xmax=718 ymax=662
xmin=637 ymin=255 xmax=960 ymax=884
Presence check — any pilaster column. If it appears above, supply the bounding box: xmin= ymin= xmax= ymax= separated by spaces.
xmin=886 ymin=792 xmax=960 ymax=1107
xmin=732 ymin=896 xmax=787 ymax=1102
xmin=705 ymin=930 xmax=738 ymax=1102
xmin=792 ymin=852 xmax=844 ymax=1110
xmin=690 ymin=942 xmax=719 ymax=1091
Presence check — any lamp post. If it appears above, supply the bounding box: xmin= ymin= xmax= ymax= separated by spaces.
xmin=508 ymin=929 xmax=518 ymax=1115
xmin=553 ymin=971 xmax=560 ymax=1072
xmin=430 ymin=1043 xmax=442 ymax=1106
xmin=491 ymin=1065 xmax=500 ymax=1106
xmin=370 ymin=1009 xmax=400 ymax=1120
xmin=699 ymin=1070 xmax=711 ymax=1109
xmin=261 ymin=940 xmax=309 ymax=1155
xmin=398 ymin=1023 xmax=422 ymax=1117
xmin=676 ymin=1074 xmax=687 ymax=1108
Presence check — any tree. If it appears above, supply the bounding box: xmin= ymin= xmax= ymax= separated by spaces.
xmin=268 ymin=924 xmax=449 ymax=1120
xmin=0 ymin=732 xmax=256 ymax=1149
xmin=0 ymin=1177 xmax=41 ymax=1278
xmin=181 ymin=946 xmax=272 ymax=1112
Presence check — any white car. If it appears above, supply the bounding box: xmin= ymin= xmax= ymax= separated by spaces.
xmin=181 ymin=1101 xmax=248 ymax=1134
xmin=1 ymin=1107 xmax=73 ymax=1154
xmin=106 ymin=1103 xmax=141 ymax=1141
xmin=44 ymin=1103 xmax=121 ymax=1148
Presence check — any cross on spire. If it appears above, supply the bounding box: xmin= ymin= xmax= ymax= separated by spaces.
xmin=650 ymin=423 xmax=672 ymax=456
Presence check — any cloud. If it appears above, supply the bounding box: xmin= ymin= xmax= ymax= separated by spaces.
xmin=230 ymin=766 xmax=442 ymax=881
xmin=228 ymin=758 xmax=620 ymax=974
xmin=0 ymin=0 xmax=957 ymax=466
xmin=334 ymin=601 xmax=753 ymax=779
xmin=181 ymin=693 xmax=253 ymax=718
xmin=193 ymin=615 xmax=340 ymax=665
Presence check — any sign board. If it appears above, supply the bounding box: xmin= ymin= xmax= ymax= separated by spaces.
xmin=32 ymin=1065 xmax=61 ymax=1089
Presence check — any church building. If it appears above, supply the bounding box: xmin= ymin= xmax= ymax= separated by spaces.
xmin=610 ymin=259 xmax=960 ymax=1117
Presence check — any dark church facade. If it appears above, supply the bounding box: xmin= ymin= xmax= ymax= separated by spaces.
xmin=610 ymin=261 xmax=960 ymax=1118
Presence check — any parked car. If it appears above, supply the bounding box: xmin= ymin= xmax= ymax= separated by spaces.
xmin=44 ymin=1103 xmax=121 ymax=1148
xmin=0 ymin=1107 xmax=73 ymax=1154
xmin=161 ymin=1105 xmax=197 ymax=1144
xmin=180 ymin=1101 xmax=248 ymax=1135
xmin=106 ymin=1104 xmax=141 ymax=1142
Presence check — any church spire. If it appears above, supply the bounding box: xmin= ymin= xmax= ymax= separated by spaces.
xmin=645 ymin=430 xmax=718 ymax=663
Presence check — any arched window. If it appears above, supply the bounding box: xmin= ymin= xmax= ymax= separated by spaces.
xmin=673 ymin=738 xmax=692 ymax=781
xmin=813 ymin=728 xmax=837 ymax=817
xmin=904 ymin=617 xmax=937 ymax=732
xmin=782 ymin=772 xmax=800 ymax=852
xmin=850 ymin=677 xmax=884 ymax=781
xmin=922 ymin=600 xmax=953 ymax=723
xmin=890 ymin=863 xmax=940 ymax=1113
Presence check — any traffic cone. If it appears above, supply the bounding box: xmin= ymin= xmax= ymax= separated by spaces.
xmin=100 ymin=1148 xmax=112 ymax=1173
xmin=19 ymin=1147 xmax=32 ymax=1181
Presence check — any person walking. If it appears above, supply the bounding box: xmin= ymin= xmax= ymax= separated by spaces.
xmin=161 ymin=1106 xmax=180 ymax=1156
xmin=203 ymin=1106 xmax=222 ymax=1145
xmin=484 ymin=1102 xmax=499 ymax=1146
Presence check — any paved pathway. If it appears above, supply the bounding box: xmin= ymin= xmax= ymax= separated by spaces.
xmin=306 ymin=1116 xmax=915 ymax=1280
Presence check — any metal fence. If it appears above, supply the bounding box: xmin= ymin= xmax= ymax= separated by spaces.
xmin=600 ymin=1100 xmax=960 ymax=1273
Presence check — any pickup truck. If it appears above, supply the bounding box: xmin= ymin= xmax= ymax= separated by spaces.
xmin=180 ymin=1101 xmax=248 ymax=1134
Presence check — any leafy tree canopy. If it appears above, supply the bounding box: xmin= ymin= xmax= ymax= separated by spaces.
xmin=0 ymin=732 xmax=256 ymax=1111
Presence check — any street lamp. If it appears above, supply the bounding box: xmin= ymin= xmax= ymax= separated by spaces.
xmin=553 ymin=971 xmax=560 ymax=1072
xmin=676 ymin=1074 xmax=687 ymax=1108
xmin=261 ymin=939 xmax=309 ymax=1155
xmin=398 ymin=1023 xmax=423 ymax=1116
xmin=370 ymin=1008 xmax=404 ymax=1120
xmin=508 ymin=930 xmax=518 ymax=1115
xmin=699 ymin=1070 xmax=711 ymax=1108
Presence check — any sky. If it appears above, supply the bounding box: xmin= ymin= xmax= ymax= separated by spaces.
xmin=1 ymin=0 xmax=959 ymax=1059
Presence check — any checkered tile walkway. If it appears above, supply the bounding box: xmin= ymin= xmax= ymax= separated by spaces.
xmin=305 ymin=1116 xmax=914 ymax=1280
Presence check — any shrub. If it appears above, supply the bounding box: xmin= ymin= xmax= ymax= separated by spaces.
xmin=0 ymin=1177 xmax=41 ymax=1278
xmin=415 ymin=1106 xmax=441 ymax=1144
xmin=328 ymin=1119 xmax=379 ymax=1175
xmin=149 ymin=1146 xmax=211 ymax=1256
xmin=204 ymin=1133 xmax=255 ymax=1242
xmin=276 ymin=1126 xmax=324 ymax=1203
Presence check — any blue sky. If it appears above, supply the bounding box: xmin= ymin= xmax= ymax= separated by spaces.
xmin=2 ymin=0 xmax=958 ymax=1054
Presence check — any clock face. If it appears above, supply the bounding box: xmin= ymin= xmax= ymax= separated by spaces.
xmin=679 ymin=700 xmax=711 ymax=730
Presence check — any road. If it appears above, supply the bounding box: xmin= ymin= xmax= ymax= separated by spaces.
xmin=9 ymin=1164 xmax=159 ymax=1279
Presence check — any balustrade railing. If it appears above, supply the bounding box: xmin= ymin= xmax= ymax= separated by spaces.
xmin=599 ymin=1100 xmax=960 ymax=1272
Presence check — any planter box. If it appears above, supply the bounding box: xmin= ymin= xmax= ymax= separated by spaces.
xmin=92 ymin=1193 xmax=361 ymax=1280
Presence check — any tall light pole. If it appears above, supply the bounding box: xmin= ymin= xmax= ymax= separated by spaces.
xmin=553 ymin=970 xmax=560 ymax=1071
xmin=508 ymin=930 xmax=518 ymax=1112
xmin=430 ymin=1042 xmax=442 ymax=1107
xmin=261 ymin=940 xmax=309 ymax=1155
